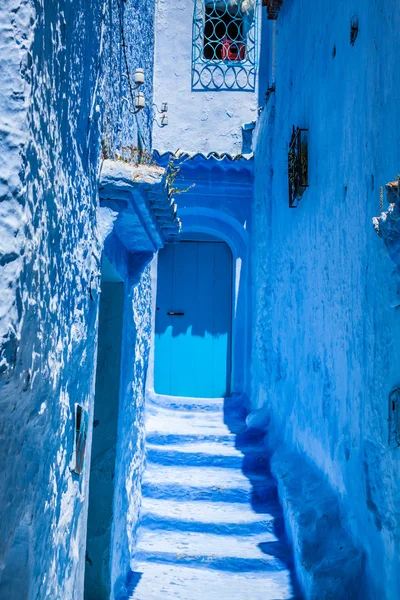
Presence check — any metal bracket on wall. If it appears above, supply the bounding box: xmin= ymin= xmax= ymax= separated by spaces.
xmin=388 ymin=386 xmax=400 ymax=449
xmin=262 ymin=0 xmax=283 ymax=20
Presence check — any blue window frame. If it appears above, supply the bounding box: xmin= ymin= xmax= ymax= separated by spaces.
xmin=192 ymin=0 xmax=258 ymax=91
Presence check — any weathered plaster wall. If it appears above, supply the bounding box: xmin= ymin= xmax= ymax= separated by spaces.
xmin=104 ymin=0 xmax=155 ymax=155
xmin=153 ymin=0 xmax=260 ymax=155
xmin=0 ymin=0 xmax=156 ymax=598
xmin=0 ymin=2 xmax=106 ymax=597
xmin=252 ymin=3 xmax=400 ymax=598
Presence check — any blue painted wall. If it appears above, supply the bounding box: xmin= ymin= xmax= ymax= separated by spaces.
xmin=0 ymin=0 xmax=156 ymax=597
xmin=251 ymin=3 xmax=400 ymax=598
xmin=0 ymin=2 xmax=106 ymax=597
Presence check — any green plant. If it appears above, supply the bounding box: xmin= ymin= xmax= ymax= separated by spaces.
xmin=166 ymin=155 xmax=195 ymax=196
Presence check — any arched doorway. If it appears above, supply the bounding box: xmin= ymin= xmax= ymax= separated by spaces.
xmin=154 ymin=236 xmax=233 ymax=398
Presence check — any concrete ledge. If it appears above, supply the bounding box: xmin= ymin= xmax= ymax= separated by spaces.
xmin=270 ymin=444 xmax=368 ymax=599
xmin=373 ymin=180 xmax=400 ymax=266
xmin=245 ymin=407 xmax=369 ymax=598
xmin=98 ymin=159 xmax=181 ymax=253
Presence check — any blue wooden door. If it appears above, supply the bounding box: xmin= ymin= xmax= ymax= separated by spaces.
xmin=155 ymin=241 xmax=232 ymax=398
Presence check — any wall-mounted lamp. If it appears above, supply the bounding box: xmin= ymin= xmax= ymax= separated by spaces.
xmin=135 ymin=91 xmax=145 ymax=111
xmin=122 ymin=91 xmax=145 ymax=115
xmin=134 ymin=68 xmax=145 ymax=86
xmin=121 ymin=67 xmax=146 ymax=115
xmin=160 ymin=114 xmax=168 ymax=127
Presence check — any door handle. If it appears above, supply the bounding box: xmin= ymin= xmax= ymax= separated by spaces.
xmin=167 ymin=311 xmax=184 ymax=316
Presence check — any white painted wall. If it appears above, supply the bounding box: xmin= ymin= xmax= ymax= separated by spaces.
xmin=153 ymin=0 xmax=260 ymax=155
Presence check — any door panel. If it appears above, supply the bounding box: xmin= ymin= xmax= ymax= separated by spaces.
xmin=155 ymin=241 xmax=232 ymax=398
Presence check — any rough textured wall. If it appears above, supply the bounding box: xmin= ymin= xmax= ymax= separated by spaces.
xmin=0 ymin=1 xmax=105 ymax=598
xmin=252 ymin=2 xmax=400 ymax=598
xmin=0 ymin=0 xmax=156 ymax=598
xmin=103 ymin=0 xmax=155 ymax=155
xmin=153 ymin=0 xmax=260 ymax=155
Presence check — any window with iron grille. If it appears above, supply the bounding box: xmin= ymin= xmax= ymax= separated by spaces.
xmin=192 ymin=0 xmax=258 ymax=91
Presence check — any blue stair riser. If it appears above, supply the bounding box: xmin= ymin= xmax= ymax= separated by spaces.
xmin=141 ymin=482 xmax=278 ymax=504
xmin=133 ymin=551 xmax=291 ymax=573
xmin=139 ymin=514 xmax=280 ymax=536
xmin=145 ymin=449 xmax=268 ymax=469
xmin=147 ymin=400 xmax=225 ymax=412
xmin=145 ymin=433 xmax=236 ymax=445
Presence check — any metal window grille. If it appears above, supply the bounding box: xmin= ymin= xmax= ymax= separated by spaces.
xmin=288 ymin=127 xmax=309 ymax=208
xmin=192 ymin=0 xmax=258 ymax=91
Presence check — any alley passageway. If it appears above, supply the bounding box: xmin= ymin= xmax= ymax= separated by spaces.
xmin=128 ymin=395 xmax=301 ymax=599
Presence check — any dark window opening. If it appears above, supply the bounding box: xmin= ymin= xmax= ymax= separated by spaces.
xmin=203 ymin=2 xmax=246 ymax=61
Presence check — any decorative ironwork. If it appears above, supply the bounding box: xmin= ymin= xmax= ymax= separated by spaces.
xmin=389 ymin=386 xmax=400 ymax=449
xmin=192 ymin=0 xmax=258 ymax=91
xmin=288 ymin=126 xmax=309 ymax=208
xmin=262 ymin=0 xmax=283 ymax=20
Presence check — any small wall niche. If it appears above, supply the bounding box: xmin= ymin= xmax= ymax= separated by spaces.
xmin=350 ymin=15 xmax=359 ymax=46
xmin=389 ymin=386 xmax=400 ymax=449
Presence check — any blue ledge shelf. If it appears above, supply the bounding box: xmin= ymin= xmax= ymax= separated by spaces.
xmin=98 ymin=159 xmax=181 ymax=253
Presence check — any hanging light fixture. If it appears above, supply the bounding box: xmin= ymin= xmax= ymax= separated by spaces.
xmin=134 ymin=68 xmax=145 ymax=86
xmin=134 ymin=91 xmax=145 ymax=110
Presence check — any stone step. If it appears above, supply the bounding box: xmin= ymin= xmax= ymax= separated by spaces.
xmin=140 ymin=498 xmax=283 ymax=535
xmin=132 ymin=395 xmax=298 ymax=600
xmin=128 ymin=561 xmax=296 ymax=600
xmin=146 ymin=413 xmax=231 ymax=438
xmin=140 ymin=498 xmax=277 ymax=525
xmin=134 ymin=550 xmax=289 ymax=574
xmin=142 ymin=464 xmax=274 ymax=492
xmin=147 ymin=393 xmax=225 ymax=413
xmin=145 ymin=433 xmax=237 ymax=446
xmin=145 ymin=442 xmax=267 ymax=469
xmin=136 ymin=530 xmax=286 ymax=562
xmin=147 ymin=439 xmax=245 ymax=457
xmin=141 ymin=465 xmax=277 ymax=504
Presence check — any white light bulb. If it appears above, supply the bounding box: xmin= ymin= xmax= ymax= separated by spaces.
xmin=134 ymin=68 xmax=145 ymax=85
xmin=134 ymin=92 xmax=145 ymax=110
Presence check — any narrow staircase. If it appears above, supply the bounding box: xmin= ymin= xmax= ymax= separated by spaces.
xmin=129 ymin=395 xmax=300 ymax=600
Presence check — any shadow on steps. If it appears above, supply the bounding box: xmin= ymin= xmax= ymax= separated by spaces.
xmin=223 ymin=395 xmax=304 ymax=600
